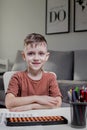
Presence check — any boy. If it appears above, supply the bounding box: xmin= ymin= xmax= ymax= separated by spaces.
xmin=5 ymin=33 xmax=62 ymax=112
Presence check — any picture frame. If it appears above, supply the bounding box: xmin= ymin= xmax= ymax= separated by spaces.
xmin=45 ymin=0 xmax=70 ymax=35
xmin=74 ymin=0 xmax=87 ymax=32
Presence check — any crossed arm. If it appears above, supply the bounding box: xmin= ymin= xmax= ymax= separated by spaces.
xmin=5 ymin=93 xmax=62 ymax=112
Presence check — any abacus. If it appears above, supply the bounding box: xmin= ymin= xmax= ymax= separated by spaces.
xmin=6 ymin=116 xmax=68 ymax=126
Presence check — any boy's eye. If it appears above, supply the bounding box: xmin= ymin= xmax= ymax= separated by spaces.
xmin=27 ymin=52 xmax=35 ymax=56
xmin=39 ymin=52 xmax=45 ymax=55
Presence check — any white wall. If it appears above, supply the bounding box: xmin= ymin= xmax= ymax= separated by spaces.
xmin=0 ymin=0 xmax=87 ymax=65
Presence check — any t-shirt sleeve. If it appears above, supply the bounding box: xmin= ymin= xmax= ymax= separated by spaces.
xmin=6 ymin=73 xmax=20 ymax=96
xmin=49 ymin=73 xmax=62 ymax=97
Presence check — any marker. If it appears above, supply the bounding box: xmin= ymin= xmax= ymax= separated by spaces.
xmin=80 ymin=88 xmax=85 ymax=102
xmin=75 ymin=86 xmax=79 ymax=101
xmin=84 ymin=88 xmax=87 ymax=102
xmin=67 ymin=91 xmax=72 ymax=101
xmin=72 ymin=90 xmax=78 ymax=102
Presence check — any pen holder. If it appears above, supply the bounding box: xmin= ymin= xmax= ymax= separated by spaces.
xmin=70 ymin=102 xmax=87 ymax=128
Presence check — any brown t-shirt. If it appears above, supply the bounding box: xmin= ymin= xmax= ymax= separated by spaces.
xmin=6 ymin=71 xmax=62 ymax=97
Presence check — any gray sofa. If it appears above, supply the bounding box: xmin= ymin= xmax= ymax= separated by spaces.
xmin=0 ymin=49 xmax=87 ymax=107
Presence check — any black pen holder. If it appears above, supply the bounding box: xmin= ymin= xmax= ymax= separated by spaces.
xmin=70 ymin=102 xmax=87 ymax=128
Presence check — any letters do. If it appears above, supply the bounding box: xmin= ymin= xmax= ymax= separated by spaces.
xmin=49 ymin=9 xmax=66 ymax=23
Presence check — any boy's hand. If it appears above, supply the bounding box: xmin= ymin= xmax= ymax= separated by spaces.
xmin=36 ymin=95 xmax=61 ymax=107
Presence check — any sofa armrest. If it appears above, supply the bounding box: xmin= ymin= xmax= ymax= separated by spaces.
xmin=58 ymin=80 xmax=87 ymax=85
xmin=0 ymin=90 xmax=5 ymax=108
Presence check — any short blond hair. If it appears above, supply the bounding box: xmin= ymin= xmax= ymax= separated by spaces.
xmin=24 ymin=33 xmax=47 ymax=47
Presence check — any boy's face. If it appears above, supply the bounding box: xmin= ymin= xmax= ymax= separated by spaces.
xmin=23 ymin=42 xmax=49 ymax=72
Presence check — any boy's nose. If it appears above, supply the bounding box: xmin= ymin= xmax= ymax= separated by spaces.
xmin=34 ymin=54 xmax=39 ymax=60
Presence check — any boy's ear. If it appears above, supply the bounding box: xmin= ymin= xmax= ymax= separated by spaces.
xmin=21 ymin=51 xmax=25 ymax=61
xmin=45 ymin=52 xmax=50 ymax=61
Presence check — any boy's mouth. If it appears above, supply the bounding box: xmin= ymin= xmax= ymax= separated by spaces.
xmin=32 ymin=62 xmax=41 ymax=65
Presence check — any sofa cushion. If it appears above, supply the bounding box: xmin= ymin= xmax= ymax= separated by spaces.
xmin=43 ymin=50 xmax=74 ymax=80
xmin=12 ymin=50 xmax=27 ymax=71
xmin=74 ymin=50 xmax=87 ymax=80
